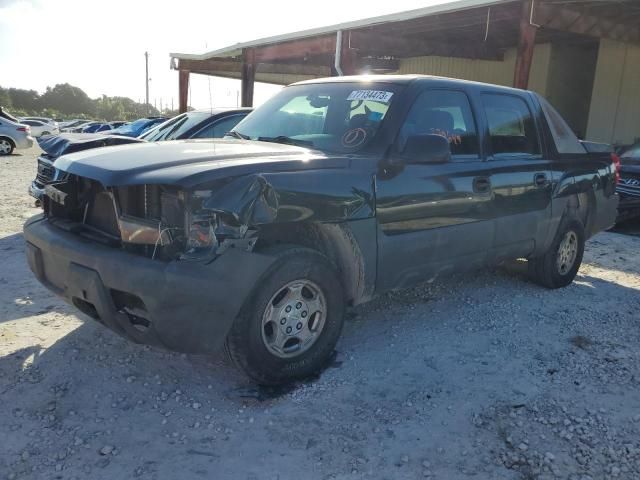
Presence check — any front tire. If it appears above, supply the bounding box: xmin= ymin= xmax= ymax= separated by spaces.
xmin=528 ymin=217 xmax=585 ymax=289
xmin=225 ymin=246 xmax=345 ymax=385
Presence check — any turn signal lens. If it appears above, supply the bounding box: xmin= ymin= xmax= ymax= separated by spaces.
xmin=611 ymin=153 xmax=621 ymax=185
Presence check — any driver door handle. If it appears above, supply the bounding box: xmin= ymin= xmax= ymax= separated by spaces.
xmin=534 ymin=172 xmax=549 ymax=187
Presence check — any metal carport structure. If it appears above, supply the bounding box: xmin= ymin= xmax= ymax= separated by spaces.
xmin=170 ymin=0 xmax=640 ymax=144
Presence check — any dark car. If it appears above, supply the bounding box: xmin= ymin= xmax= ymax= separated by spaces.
xmin=139 ymin=108 xmax=251 ymax=142
xmin=24 ymin=75 xmax=619 ymax=385
xmin=68 ymin=121 xmax=101 ymax=133
xmin=616 ymin=142 xmax=640 ymax=221
xmin=29 ymin=133 xmax=145 ymax=202
xmin=82 ymin=123 xmax=113 ymax=133
xmin=103 ymin=117 xmax=167 ymax=137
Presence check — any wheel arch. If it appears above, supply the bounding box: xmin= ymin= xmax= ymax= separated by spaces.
xmin=0 ymin=135 xmax=16 ymax=147
xmin=255 ymin=220 xmax=377 ymax=306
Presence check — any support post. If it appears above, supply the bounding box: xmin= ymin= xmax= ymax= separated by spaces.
xmin=178 ymin=70 xmax=189 ymax=113
xmin=340 ymin=32 xmax=358 ymax=76
xmin=241 ymin=48 xmax=256 ymax=107
xmin=513 ymin=0 xmax=537 ymax=89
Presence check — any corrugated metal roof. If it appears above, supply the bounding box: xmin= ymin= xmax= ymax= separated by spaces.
xmin=170 ymin=0 xmax=515 ymax=61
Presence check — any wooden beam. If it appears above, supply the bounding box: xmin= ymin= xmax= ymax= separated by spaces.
xmin=178 ymin=70 xmax=189 ymax=113
xmin=178 ymin=57 xmax=331 ymax=77
xmin=340 ymin=37 xmax=359 ymax=76
xmin=241 ymin=48 xmax=255 ymax=107
xmin=534 ymin=3 xmax=640 ymax=44
xmin=254 ymin=35 xmax=336 ymax=63
xmin=348 ymin=30 xmax=505 ymax=61
xmin=513 ymin=0 xmax=537 ymax=89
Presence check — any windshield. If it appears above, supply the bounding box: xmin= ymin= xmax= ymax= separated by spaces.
xmin=231 ymin=82 xmax=401 ymax=153
xmin=142 ymin=112 xmax=210 ymax=141
xmin=621 ymin=143 xmax=640 ymax=159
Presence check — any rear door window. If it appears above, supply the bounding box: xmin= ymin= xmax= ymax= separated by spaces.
xmin=482 ymin=94 xmax=540 ymax=157
xmin=398 ymin=89 xmax=479 ymax=158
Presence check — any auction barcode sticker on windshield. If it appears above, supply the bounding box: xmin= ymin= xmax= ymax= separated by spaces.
xmin=347 ymin=90 xmax=394 ymax=104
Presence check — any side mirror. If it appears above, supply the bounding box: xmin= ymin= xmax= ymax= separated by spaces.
xmin=402 ymin=134 xmax=451 ymax=164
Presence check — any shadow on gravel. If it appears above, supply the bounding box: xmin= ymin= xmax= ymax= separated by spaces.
xmin=1 ymin=251 xmax=639 ymax=479
xmin=610 ymin=217 xmax=640 ymax=237
xmin=0 ymin=232 xmax=68 ymax=324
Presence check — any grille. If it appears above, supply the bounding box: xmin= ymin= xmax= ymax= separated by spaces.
xmin=36 ymin=156 xmax=69 ymax=186
xmin=617 ymin=176 xmax=640 ymax=198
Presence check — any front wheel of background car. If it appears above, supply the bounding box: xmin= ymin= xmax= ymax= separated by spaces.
xmin=225 ymin=246 xmax=345 ymax=385
xmin=528 ymin=216 xmax=585 ymax=289
xmin=41 ymin=131 xmax=50 ymax=137
xmin=0 ymin=138 xmax=14 ymax=155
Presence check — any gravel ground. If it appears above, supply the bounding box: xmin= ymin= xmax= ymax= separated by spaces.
xmin=1 ymin=146 xmax=639 ymax=480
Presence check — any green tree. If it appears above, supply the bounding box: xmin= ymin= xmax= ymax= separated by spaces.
xmin=8 ymin=88 xmax=39 ymax=111
xmin=0 ymin=87 xmax=11 ymax=108
xmin=1 ymin=83 xmax=161 ymax=120
xmin=40 ymin=83 xmax=95 ymax=116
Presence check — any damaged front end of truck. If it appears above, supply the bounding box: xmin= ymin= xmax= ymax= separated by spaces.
xmin=24 ymin=140 xmax=377 ymax=354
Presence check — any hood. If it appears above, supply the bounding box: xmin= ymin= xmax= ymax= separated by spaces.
xmin=620 ymin=151 xmax=640 ymax=175
xmin=54 ymin=139 xmax=350 ymax=189
xmin=37 ymin=133 xmax=145 ymax=158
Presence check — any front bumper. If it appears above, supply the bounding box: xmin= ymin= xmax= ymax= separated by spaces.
xmin=29 ymin=181 xmax=44 ymax=201
xmin=24 ymin=215 xmax=277 ymax=354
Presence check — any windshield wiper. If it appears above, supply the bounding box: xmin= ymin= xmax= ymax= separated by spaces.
xmin=257 ymin=136 xmax=314 ymax=147
xmin=225 ymin=130 xmax=249 ymax=140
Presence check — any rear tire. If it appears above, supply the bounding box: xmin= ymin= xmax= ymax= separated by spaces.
xmin=225 ymin=246 xmax=345 ymax=385
xmin=0 ymin=138 xmax=14 ymax=155
xmin=528 ymin=216 xmax=585 ymax=289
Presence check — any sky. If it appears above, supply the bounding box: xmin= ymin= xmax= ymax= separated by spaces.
xmin=0 ymin=0 xmax=448 ymax=110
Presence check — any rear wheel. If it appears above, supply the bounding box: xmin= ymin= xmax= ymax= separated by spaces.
xmin=528 ymin=217 xmax=585 ymax=289
xmin=225 ymin=247 xmax=345 ymax=385
xmin=0 ymin=138 xmax=14 ymax=155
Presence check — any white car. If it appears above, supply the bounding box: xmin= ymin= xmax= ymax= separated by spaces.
xmin=20 ymin=119 xmax=59 ymax=137
xmin=0 ymin=108 xmax=34 ymax=155
xmin=58 ymin=118 xmax=89 ymax=130
xmin=23 ymin=116 xmax=59 ymax=130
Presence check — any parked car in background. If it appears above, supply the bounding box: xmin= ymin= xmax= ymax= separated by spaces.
xmin=616 ymin=142 xmax=640 ymax=222
xmin=140 ymin=108 xmax=251 ymax=142
xmin=82 ymin=122 xmax=113 ymax=133
xmin=61 ymin=120 xmax=94 ymax=132
xmin=103 ymin=117 xmax=166 ymax=137
xmin=0 ymin=106 xmax=34 ymax=155
xmin=27 ymin=112 xmax=248 ymax=199
xmin=24 ymin=76 xmax=620 ymax=384
xmin=110 ymin=121 xmax=128 ymax=129
xmin=59 ymin=119 xmax=88 ymax=130
xmin=20 ymin=119 xmax=60 ymax=137
xmin=29 ymin=133 xmax=145 ymax=201
xmin=22 ymin=117 xmax=59 ymax=131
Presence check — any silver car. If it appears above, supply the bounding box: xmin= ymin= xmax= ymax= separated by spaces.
xmin=0 ymin=107 xmax=34 ymax=155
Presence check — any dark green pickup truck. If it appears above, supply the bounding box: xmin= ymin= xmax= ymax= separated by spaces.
xmin=24 ymin=75 xmax=619 ymax=384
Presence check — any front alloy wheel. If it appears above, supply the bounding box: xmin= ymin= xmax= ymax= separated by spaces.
xmin=225 ymin=246 xmax=345 ymax=385
xmin=261 ymin=280 xmax=327 ymax=358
